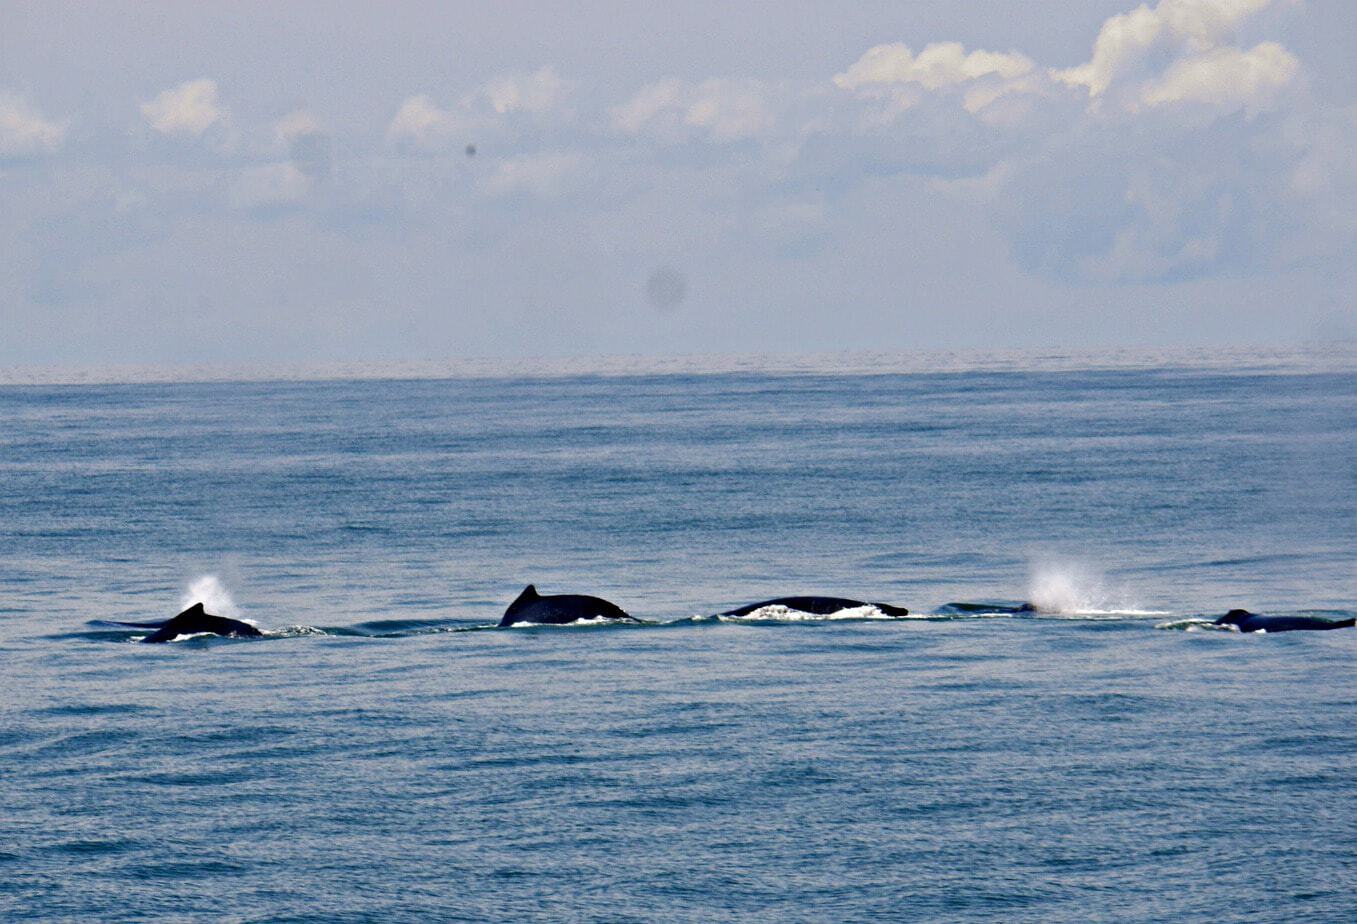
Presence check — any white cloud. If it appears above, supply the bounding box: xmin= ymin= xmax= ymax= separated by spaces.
xmin=385 ymin=94 xmax=463 ymax=150
xmin=1138 ymin=42 xmax=1298 ymax=114
xmin=834 ymin=42 xmax=1034 ymax=92
xmin=386 ymin=67 xmax=567 ymax=152
xmin=1286 ymin=104 xmax=1357 ymax=242
xmin=274 ymin=109 xmax=322 ymax=145
xmin=612 ymin=78 xmax=776 ymax=142
xmin=0 ymin=92 xmax=66 ymax=156
xmin=231 ymin=161 xmax=311 ymax=211
xmin=611 ymin=78 xmax=685 ymax=134
xmin=481 ymin=150 xmax=583 ymax=197
xmin=141 ymin=78 xmax=226 ymax=138
xmin=482 ymin=66 xmax=566 ymax=115
xmin=684 ymin=80 xmax=776 ymax=141
xmin=273 ymin=109 xmax=333 ymax=179
xmin=1054 ymin=0 xmax=1278 ymax=98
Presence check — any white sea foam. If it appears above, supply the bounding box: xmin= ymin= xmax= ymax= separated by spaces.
xmin=162 ymin=632 xmax=215 ymax=643
xmin=1154 ymin=618 xmax=1230 ymax=631
xmin=509 ymin=616 xmax=621 ymax=628
xmin=717 ymin=604 xmax=899 ymax=622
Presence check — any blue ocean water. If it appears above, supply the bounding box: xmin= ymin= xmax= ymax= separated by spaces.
xmin=2 ymin=353 xmax=1355 ymax=921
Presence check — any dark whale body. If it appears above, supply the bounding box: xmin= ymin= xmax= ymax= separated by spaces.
xmin=499 ymin=585 xmax=634 ymax=627
xmin=718 ymin=596 xmax=909 ymax=618
xmin=116 ymin=602 xmax=264 ymax=643
xmin=1214 ymin=609 xmax=1355 ymax=634
xmin=939 ymin=601 xmax=1037 ymax=615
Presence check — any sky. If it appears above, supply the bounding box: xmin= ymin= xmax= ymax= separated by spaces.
xmin=2 ymin=0 xmax=1355 ymax=365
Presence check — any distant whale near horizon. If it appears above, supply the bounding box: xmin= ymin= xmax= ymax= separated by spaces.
xmin=1214 ymin=609 xmax=1355 ymax=633
xmin=717 ymin=596 xmax=910 ymax=618
xmin=499 ymin=585 xmax=636 ymax=627
xmin=114 ymin=602 xmax=264 ymax=643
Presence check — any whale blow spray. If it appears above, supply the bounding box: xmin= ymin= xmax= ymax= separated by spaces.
xmin=179 ymin=575 xmax=242 ymax=619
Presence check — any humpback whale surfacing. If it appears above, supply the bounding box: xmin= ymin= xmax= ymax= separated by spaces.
xmin=938 ymin=601 xmax=1038 ymax=615
xmin=119 ymin=603 xmax=264 ymax=643
xmin=1214 ymin=609 xmax=1355 ymax=634
xmin=499 ymin=585 xmax=634 ymax=627
xmin=717 ymin=596 xmax=909 ymax=619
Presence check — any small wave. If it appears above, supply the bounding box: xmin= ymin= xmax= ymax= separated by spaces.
xmin=1155 ymin=618 xmax=1233 ymax=632
xmin=709 ymin=604 xmax=901 ymax=622
xmin=268 ymin=625 xmax=329 ymax=638
xmin=154 ymin=631 xmax=215 ymax=643
xmin=507 ymin=616 xmax=639 ymax=628
xmin=1040 ymin=608 xmax=1172 ymax=620
xmin=349 ymin=618 xmax=468 ymax=637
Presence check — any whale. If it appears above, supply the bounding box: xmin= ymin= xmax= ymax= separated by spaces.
xmin=938 ymin=601 xmax=1037 ymax=615
xmin=499 ymin=585 xmax=635 ymax=627
xmin=717 ymin=596 xmax=909 ymax=618
xmin=1214 ymin=609 xmax=1355 ymax=634
xmin=114 ymin=602 xmax=265 ymax=643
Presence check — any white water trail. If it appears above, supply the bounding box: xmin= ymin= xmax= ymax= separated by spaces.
xmin=178 ymin=575 xmax=244 ymax=619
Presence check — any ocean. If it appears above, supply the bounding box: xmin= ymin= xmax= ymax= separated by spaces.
xmin=2 ymin=349 xmax=1355 ymax=921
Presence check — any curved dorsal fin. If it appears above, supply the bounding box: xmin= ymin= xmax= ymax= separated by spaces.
xmin=176 ymin=602 xmax=206 ymax=618
xmin=505 ymin=584 xmax=539 ymax=616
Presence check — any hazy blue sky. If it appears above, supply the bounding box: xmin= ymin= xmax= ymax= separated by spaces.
xmin=3 ymin=0 xmax=1355 ymax=364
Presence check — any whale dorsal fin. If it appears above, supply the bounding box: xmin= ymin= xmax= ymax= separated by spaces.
xmin=176 ymin=602 xmax=206 ymax=619
xmin=505 ymin=584 xmax=539 ymax=617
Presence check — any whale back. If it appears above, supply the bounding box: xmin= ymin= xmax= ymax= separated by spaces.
xmin=1216 ymin=609 xmax=1255 ymax=627
xmin=141 ymin=602 xmax=261 ymax=643
xmin=504 ymin=585 xmax=540 ymax=621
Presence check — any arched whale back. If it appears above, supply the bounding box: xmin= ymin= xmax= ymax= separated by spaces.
xmin=1214 ymin=609 xmax=1355 ymax=633
xmin=499 ymin=585 xmax=633 ymax=627
xmin=134 ymin=603 xmax=264 ymax=643
xmin=718 ymin=596 xmax=909 ymax=618
xmin=938 ymin=601 xmax=1038 ymax=615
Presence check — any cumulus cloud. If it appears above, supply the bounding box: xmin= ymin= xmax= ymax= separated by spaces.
xmin=230 ymin=161 xmax=311 ymax=211
xmin=1054 ymin=0 xmax=1283 ymax=104
xmin=1137 ymin=42 xmax=1298 ymax=114
xmin=274 ymin=109 xmax=322 ymax=145
xmin=482 ymin=66 xmax=566 ymax=115
xmin=834 ymin=42 xmax=1034 ymax=92
xmin=805 ymin=0 xmax=1322 ymax=283
xmin=480 ymin=150 xmax=583 ymax=197
xmin=0 ymin=92 xmax=66 ymax=156
xmin=386 ymin=94 xmax=463 ymax=151
xmin=386 ymin=66 xmax=569 ymax=152
xmin=612 ymin=78 xmax=777 ymax=142
xmin=273 ymin=109 xmax=332 ymax=178
xmin=141 ymin=77 xmax=226 ymax=138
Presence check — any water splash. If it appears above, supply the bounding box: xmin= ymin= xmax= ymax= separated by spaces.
xmin=1028 ymin=562 xmax=1106 ymax=614
xmin=178 ymin=575 xmax=242 ymax=619
xmin=1026 ymin=561 xmax=1165 ymax=616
